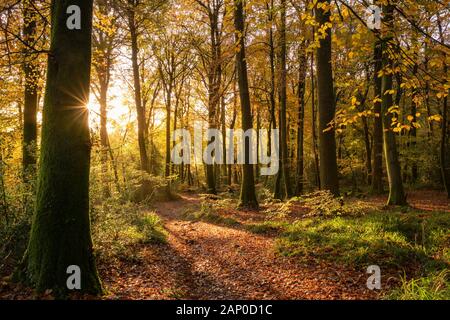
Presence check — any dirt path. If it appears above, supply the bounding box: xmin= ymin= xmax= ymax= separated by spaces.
xmin=101 ymin=194 xmax=379 ymax=300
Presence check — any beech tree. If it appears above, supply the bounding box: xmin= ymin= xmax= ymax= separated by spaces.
xmin=16 ymin=0 xmax=103 ymax=295
xmin=315 ymin=0 xmax=339 ymax=196
xmin=234 ymin=0 xmax=258 ymax=209
xmin=22 ymin=0 xmax=40 ymax=181
xmin=380 ymin=2 xmax=406 ymax=205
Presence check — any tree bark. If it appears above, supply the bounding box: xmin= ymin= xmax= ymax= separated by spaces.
xmin=22 ymin=0 xmax=39 ymax=181
xmin=381 ymin=3 xmax=406 ymax=205
xmin=16 ymin=0 xmax=102 ymax=296
xmin=371 ymin=38 xmax=384 ymax=194
xmin=315 ymin=0 xmax=339 ymax=196
xmin=275 ymin=0 xmax=292 ymax=198
xmin=234 ymin=0 xmax=258 ymax=209
xmin=128 ymin=4 xmax=149 ymax=174
xmin=295 ymin=42 xmax=307 ymax=195
xmin=437 ymin=14 xmax=450 ymax=198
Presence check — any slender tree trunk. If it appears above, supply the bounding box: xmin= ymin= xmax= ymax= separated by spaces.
xmin=234 ymin=0 xmax=258 ymax=209
xmin=409 ymin=60 xmax=418 ymax=183
xmin=381 ymin=3 xmax=406 ymax=205
xmin=296 ymin=42 xmax=307 ymax=195
xmin=362 ymin=115 xmax=372 ymax=185
xmin=99 ymin=87 xmax=110 ymax=197
xmin=128 ymin=6 xmax=149 ymax=174
xmin=371 ymin=38 xmax=384 ymax=194
xmin=16 ymin=0 xmax=102 ymax=295
xmin=266 ymin=0 xmax=280 ymax=195
xmin=276 ymin=0 xmax=292 ymax=198
xmin=228 ymin=86 xmax=237 ymax=186
xmin=22 ymin=0 xmax=38 ymax=181
xmin=311 ymin=50 xmax=320 ymax=189
xmin=437 ymin=15 xmax=450 ymax=198
xmin=221 ymin=95 xmax=227 ymax=183
xmin=315 ymin=0 xmax=339 ymax=196
xmin=165 ymin=85 xmax=172 ymax=179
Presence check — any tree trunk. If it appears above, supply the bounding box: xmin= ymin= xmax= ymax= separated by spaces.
xmin=99 ymin=87 xmax=110 ymax=197
xmin=234 ymin=0 xmax=258 ymax=209
xmin=311 ymin=49 xmax=320 ymax=189
xmin=371 ymin=38 xmax=384 ymax=194
xmin=381 ymin=3 xmax=406 ymax=205
xmin=295 ymin=42 xmax=307 ymax=195
xmin=276 ymin=0 xmax=292 ymax=198
xmin=22 ymin=0 xmax=39 ymax=181
xmin=165 ymin=85 xmax=172 ymax=180
xmin=362 ymin=115 xmax=372 ymax=185
xmin=409 ymin=62 xmax=418 ymax=183
xmin=437 ymin=15 xmax=450 ymax=198
xmin=315 ymin=0 xmax=339 ymax=196
xmin=16 ymin=0 xmax=102 ymax=296
xmin=128 ymin=6 xmax=149 ymax=174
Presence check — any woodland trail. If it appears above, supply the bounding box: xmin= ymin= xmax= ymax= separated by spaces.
xmin=101 ymin=194 xmax=379 ymax=300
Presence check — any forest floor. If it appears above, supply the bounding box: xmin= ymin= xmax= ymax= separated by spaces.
xmin=1 ymin=190 xmax=448 ymax=300
xmin=99 ymin=193 xmax=381 ymax=300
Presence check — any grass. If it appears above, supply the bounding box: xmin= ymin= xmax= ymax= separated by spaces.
xmin=387 ymin=270 xmax=450 ymax=300
xmin=267 ymin=208 xmax=449 ymax=299
xmin=246 ymin=220 xmax=288 ymax=234
xmin=276 ymin=210 xmax=449 ymax=267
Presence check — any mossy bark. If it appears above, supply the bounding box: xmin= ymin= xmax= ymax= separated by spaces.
xmin=16 ymin=0 xmax=103 ymax=296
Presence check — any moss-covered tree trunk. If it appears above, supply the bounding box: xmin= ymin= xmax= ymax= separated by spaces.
xmin=381 ymin=3 xmax=406 ymax=205
xmin=315 ymin=0 xmax=339 ymax=196
xmin=17 ymin=0 xmax=102 ymax=296
xmin=234 ymin=0 xmax=258 ymax=209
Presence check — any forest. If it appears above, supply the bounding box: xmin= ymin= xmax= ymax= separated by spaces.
xmin=0 ymin=0 xmax=449 ymax=300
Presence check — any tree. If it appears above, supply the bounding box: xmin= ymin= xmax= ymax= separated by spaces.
xmin=126 ymin=0 xmax=150 ymax=174
xmin=192 ymin=0 xmax=228 ymax=194
xmin=380 ymin=2 xmax=406 ymax=205
xmin=234 ymin=0 xmax=258 ymax=209
xmin=371 ymin=36 xmax=384 ymax=194
xmin=274 ymin=0 xmax=292 ymax=199
xmin=22 ymin=0 xmax=39 ymax=181
xmin=15 ymin=0 xmax=103 ymax=295
xmin=294 ymin=6 xmax=308 ymax=195
xmin=315 ymin=0 xmax=339 ymax=196
xmin=92 ymin=0 xmax=119 ymax=197
xmin=437 ymin=13 xmax=450 ymax=198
